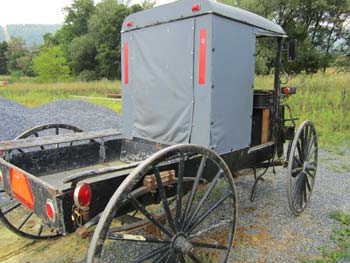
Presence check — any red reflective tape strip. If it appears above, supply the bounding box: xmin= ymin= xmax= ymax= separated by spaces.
xmin=124 ymin=42 xmax=129 ymax=85
xmin=198 ymin=29 xmax=207 ymax=85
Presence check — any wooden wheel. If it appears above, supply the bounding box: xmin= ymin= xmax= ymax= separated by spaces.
xmin=88 ymin=144 xmax=237 ymax=263
xmin=0 ymin=124 xmax=83 ymax=239
xmin=287 ymin=120 xmax=318 ymax=216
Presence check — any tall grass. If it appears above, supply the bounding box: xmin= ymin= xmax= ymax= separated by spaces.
xmin=0 ymin=73 xmax=349 ymax=149
xmin=256 ymin=72 xmax=350 ymax=149
xmin=0 ymin=79 xmax=122 ymax=113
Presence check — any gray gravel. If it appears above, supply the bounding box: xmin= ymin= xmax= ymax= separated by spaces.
xmin=0 ymin=98 xmax=121 ymax=141
xmin=230 ymin=149 xmax=350 ymax=262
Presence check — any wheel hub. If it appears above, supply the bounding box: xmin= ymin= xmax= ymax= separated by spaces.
xmin=172 ymin=233 xmax=193 ymax=254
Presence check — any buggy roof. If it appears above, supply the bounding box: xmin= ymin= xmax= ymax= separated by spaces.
xmin=122 ymin=0 xmax=286 ymax=37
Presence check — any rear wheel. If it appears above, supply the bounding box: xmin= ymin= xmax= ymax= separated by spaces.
xmin=0 ymin=123 xmax=83 ymax=239
xmin=88 ymin=144 xmax=237 ymax=263
xmin=287 ymin=120 xmax=318 ymax=216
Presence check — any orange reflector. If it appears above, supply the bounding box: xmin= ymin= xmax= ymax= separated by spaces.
xmin=10 ymin=168 xmax=34 ymax=210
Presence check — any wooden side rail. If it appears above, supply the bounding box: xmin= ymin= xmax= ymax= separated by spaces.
xmin=0 ymin=129 xmax=122 ymax=151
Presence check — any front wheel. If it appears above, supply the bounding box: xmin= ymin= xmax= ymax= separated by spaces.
xmin=287 ymin=120 xmax=318 ymax=216
xmin=88 ymin=144 xmax=238 ymax=263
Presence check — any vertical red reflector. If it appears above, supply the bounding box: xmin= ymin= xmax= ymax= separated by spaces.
xmin=124 ymin=42 xmax=129 ymax=85
xmin=198 ymin=29 xmax=206 ymax=85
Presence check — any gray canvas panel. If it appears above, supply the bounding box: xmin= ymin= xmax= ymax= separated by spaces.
xmin=122 ymin=0 xmax=285 ymax=37
xmin=190 ymin=15 xmax=213 ymax=147
xmin=210 ymin=16 xmax=255 ymax=154
xmin=125 ymin=19 xmax=195 ymax=145
xmin=121 ymin=33 xmax=133 ymax=139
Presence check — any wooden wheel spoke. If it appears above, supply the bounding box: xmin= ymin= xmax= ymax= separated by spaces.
xmin=175 ymin=153 xmax=185 ymax=230
xmin=184 ymin=170 xmax=223 ymax=232
xmin=128 ymin=193 xmax=173 ymax=238
xmin=187 ymin=192 xmax=232 ymax=234
xmin=107 ymin=233 xmax=170 ymax=244
xmin=187 ymin=251 xmax=203 ymax=263
xmin=181 ymin=155 xmax=207 ymax=231
xmin=306 ymin=134 xmax=315 ymax=159
xmin=189 ymin=220 xmax=232 ymax=239
xmin=291 ymin=167 xmax=302 ymax=177
xmin=3 ymin=202 xmax=21 ymax=215
xmin=153 ymin=167 xmax=176 ymax=233
xmin=304 ymin=173 xmax=312 ymax=191
xmin=305 ymin=168 xmax=315 ymax=179
xmin=18 ymin=212 xmax=34 ymax=230
xmin=154 ymin=250 xmax=172 ymax=263
xmin=302 ymin=177 xmax=307 ymax=204
xmin=38 ymin=224 xmax=44 ymax=236
xmin=293 ymin=156 xmax=303 ymax=168
xmin=131 ymin=245 xmax=170 ymax=263
xmin=296 ymin=141 xmax=304 ymax=163
xmin=191 ymin=241 xmax=228 ymax=250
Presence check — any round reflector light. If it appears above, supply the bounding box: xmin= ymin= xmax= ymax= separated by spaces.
xmin=46 ymin=200 xmax=55 ymax=221
xmin=74 ymin=183 xmax=92 ymax=208
xmin=284 ymin=87 xmax=290 ymax=94
xmin=192 ymin=4 xmax=200 ymax=11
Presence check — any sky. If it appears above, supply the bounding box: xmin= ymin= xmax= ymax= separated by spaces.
xmin=0 ymin=0 xmax=173 ymax=26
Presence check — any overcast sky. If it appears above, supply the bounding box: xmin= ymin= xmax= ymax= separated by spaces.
xmin=0 ymin=0 xmax=173 ymax=26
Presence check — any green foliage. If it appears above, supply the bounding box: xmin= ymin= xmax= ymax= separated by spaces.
xmin=33 ymin=46 xmax=70 ymax=82
xmin=69 ymin=34 xmax=97 ymax=76
xmin=5 ymin=37 xmax=34 ymax=77
xmin=88 ymin=0 xmax=134 ymax=79
xmin=221 ymin=0 xmax=350 ymax=74
xmin=311 ymin=211 xmax=350 ymax=262
xmin=47 ymin=0 xmax=146 ymax=80
xmin=0 ymin=41 xmax=8 ymax=75
xmin=61 ymin=0 xmax=95 ymax=43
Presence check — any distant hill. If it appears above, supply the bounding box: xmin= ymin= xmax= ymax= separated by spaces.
xmin=0 ymin=24 xmax=61 ymax=46
xmin=0 ymin=26 xmax=5 ymax=42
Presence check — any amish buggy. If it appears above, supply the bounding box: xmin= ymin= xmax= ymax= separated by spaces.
xmin=0 ymin=0 xmax=317 ymax=262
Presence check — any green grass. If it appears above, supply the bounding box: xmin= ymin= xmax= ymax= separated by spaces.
xmin=0 ymin=79 xmax=122 ymax=113
xmin=311 ymin=211 xmax=350 ymax=263
xmin=255 ymin=72 xmax=350 ymax=149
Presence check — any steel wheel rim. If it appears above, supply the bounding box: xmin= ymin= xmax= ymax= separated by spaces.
xmin=88 ymin=144 xmax=237 ymax=263
xmin=0 ymin=124 xmax=83 ymax=239
xmin=287 ymin=120 xmax=318 ymax=215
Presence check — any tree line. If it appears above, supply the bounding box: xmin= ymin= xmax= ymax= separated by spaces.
xmin=0 ymin=0 xmax=349 ymax=82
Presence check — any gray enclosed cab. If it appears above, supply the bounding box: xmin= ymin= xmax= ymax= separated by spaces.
xmin=121 ymin=0 xmax=286 ymax=155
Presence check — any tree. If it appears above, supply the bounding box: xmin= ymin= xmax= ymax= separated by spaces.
xmin=5 ymin=37 xmax=27 ymax=74
xmin=0 ymin=41 xmax=8 ymax=75
xmin=33 ymin=46 xmax=70 ymax=82
xmin=68 ymin=34 xmax=98 ymax=76
xmin=219 ymin=0 xmax=350 ymax=74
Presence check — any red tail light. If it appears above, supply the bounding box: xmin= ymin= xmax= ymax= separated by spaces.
xmin=46 ymin=200 xmax=55 ymax=221
xmin=74 ymin=183 xmax=92 ymax=208
xmin=126 ymin=21 xmax=133 ymax=27
xmin=192 ymin=4 xmax=200 ymax=11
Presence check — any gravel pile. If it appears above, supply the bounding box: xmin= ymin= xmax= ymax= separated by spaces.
xmin=0 ymin=98 xmax=29 ymax=140
xmin=0 ymin=98 xmax=121 ymax=141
